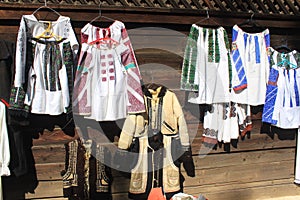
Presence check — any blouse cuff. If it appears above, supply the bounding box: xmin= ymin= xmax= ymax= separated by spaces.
xmin=0 ymin=164 xmax=10 ymax=176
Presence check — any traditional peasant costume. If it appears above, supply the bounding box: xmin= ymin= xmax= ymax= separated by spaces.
xmin=181 ymin=24 xmax=232 ymax=104
xmin=0 ymin=101 xmax=11 ymax=200
xmin=117 ymin=84 xmax=194 ymax=200
xmin=181 ymin=24 xmax=250 ymax=146
xmin=231 ymin=25 xmax=270 ymax=106
xmin=73 ymin=21 xmax=145 ymax=121
xmin=10 ymin=14 xmax=79 ymax=116
xmin=262 ymin=48 xmax=300 ymax=129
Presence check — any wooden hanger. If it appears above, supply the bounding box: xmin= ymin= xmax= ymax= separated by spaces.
xmin=195 ymin=10 xmax=220 ymax=27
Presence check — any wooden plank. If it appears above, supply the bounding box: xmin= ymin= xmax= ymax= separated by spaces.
xmin=33 ymin=144 xmax=66 ymax=164
xmin=25 ymin=180 xmax=65 ymax=199
xmin=35 ymin=163 xmax=65 ymax=180
xmin=193 ymin=147 xmax=295 ymax=169
xmin=31 ymin=148 xmax=298 ymax=198
xmin=31 ymin=120 xmax=296 ymax=157
xmin=183 ymin=159 xmax=295 ymax=187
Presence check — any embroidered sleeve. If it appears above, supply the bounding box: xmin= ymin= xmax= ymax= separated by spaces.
xmin=231 ymin=28 xmax=248 ymax=92
xmin=120 ymin=28 xmax=145 ymax=114
xmin=180 ymin=24 xmax=199 ymax=92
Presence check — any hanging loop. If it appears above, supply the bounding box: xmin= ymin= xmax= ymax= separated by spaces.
xmin=249 ymin=10 xmax=254 ymax=21
xmin=98 ymin=0 xmax=102 ymax=17
xmin=206 ymin=10 xmax=209 ymax=19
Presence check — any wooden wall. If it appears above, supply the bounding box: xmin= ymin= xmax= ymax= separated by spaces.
xmin=1 ymin=3 xmax=300 ymax=200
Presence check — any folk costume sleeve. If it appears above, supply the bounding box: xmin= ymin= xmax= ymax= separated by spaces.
xmin=0 ymin=102 xmax=10 ymax=176
xmin=180 ymin=24 xmax=199 ymax=92
xmin=120 ymin=28 xmax=145 ymax=114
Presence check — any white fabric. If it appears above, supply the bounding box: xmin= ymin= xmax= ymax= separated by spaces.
xmin=0 ymin=102 xmax=10 ymax=176
xmin=275 ymin=65 xmax=300 ymax=129
xmin=264 ymin=49 xmax=300 ymax=129
xmin=187 ymin=25 xmax=231 ymax=104
xmin=203 ymin=103 xmax=239 ymax=143
xmin=85 ymin=44 xmax=128 ymax=121
xmin=14 ymin=14 xmax=79 ymax=115
xmin=231 ymin=25 xmax=270 ymax=105
xmin=73 ymin=21 xmax=145 ymax=121
xmin=0 ymin=102 xmax=11 ymax=200
xmin=295 ymin=128 xmax=300 ymax=184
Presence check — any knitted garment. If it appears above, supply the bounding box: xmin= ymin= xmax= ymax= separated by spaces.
xmin=73 ymin=21 xmax=145 ymax=121
xmin=262 ymin=48 xmax=300 ymax=129
xmin=181 ymin=24 xmax=232 ymax=104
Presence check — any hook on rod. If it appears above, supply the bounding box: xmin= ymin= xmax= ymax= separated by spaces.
xmin=206 ymin=10 xmax=209 ymax=19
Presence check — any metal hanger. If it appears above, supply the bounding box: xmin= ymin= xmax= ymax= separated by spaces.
xmin=32 ymin=0 xmax=63 ymax=41
xmin=238 ymin=11 xmax=262 ymax=28
xmin=195 ymin=10 xmax=220 ymax=26
xmin=32 ymin=0 xmax=61 ymax=18
xmin=89 ymin=1 xmax=115 ymax=24
xmin=274 ymin=38 xmax=292 ymax=53
xmin=88 ymin=1 xmax=118 ymax=46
